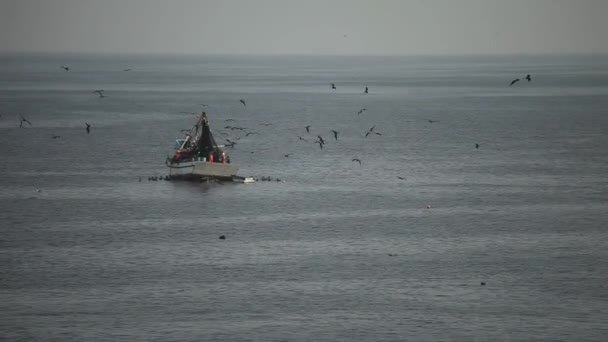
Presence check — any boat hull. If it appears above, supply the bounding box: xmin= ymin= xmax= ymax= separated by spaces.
xmin=167 ymin=160 xmax=239 ymax=180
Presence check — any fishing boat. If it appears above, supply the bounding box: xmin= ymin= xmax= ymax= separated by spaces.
xmin=166 ymin=112 xmax=239 ymax=181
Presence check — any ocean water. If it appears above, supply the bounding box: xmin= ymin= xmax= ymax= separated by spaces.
xmin=1 ymin=53 xmax=607 ymax=341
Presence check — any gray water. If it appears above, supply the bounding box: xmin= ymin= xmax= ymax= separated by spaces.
xmin=1 ymin=53 xmax=608 ymax=341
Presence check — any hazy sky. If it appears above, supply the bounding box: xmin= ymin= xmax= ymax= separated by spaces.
xmin=1 ymin=0 xmax=607 ymax=55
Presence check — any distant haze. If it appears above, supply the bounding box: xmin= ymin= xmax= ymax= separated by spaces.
xmin=1 ymin=0 xmax=607 ymax=55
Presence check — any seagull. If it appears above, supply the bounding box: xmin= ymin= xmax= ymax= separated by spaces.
xmin=19 ymin=115 xmax=32 ymax=128
xmin=123 ymin=68 xmax=132 ymax=72
xmin=510 ymin=78 xmax=520 ymax=86
xmin=357 ymin=108 xmax=367 ymax=115
xmin=239 ymin=99 xmax=246 ymax=106
xmin=352 ymin=158 xmax=361 ymax=165
xmin=374 ymin=132 xmax=382 ymax=136
xmin=427 ymin=119 xmax=439 ymax=123
xmin=316 ymin=140 xmax=324 ymax=149
xmin=331 ymin=83 xmax=336 ymax=90
xmin=298 ymin=136 xmax=308 ymax=142
xmin=317 ymin=135 xmax=325 ymax=145
xmin=364 ymin=86 xmax=368 ymax=94
xmin=219 ymin=235 xmax=226 ymax=240
xmin=397 ymin=176 xmax=405 ymax=180
xmin=93 ymin=90 xmax=106 ymax=98
xmin=364 ymin=125 xmax=376 ymax=137
xmin=305 ymin=125 xmax=311 ymax=133
xmin=246 ymin=132 xmax=258 ymax=136
xmin=85 ymin=123 xmax=91 ymax=134
xmin=331 ymin=130 xmax=339 ymax=141
xmin=525 ymin=74 xmax=531 ymax=82
xmin=475 ymin=143 xmax=480 ymax=149
xmin=284 ymin=154 xmax=290 ymax=158
xmin=61 ymin=65 xmax=69 ymax=71
xmin=52 ymin=135 xmax=61 ymax=139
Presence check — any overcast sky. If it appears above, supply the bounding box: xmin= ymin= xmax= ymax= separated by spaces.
xmin=1 ymin=0 xmax=607 ymax=55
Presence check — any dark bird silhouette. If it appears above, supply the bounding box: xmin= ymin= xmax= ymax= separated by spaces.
xmin=510 ymin=78 xmax=520 ymax=86
xmin=364 ymin=125 xmax=376 ymax=137
xmin=352 ymin=158 xmax=361 ymax=165
xmin=239 ymin=99 xmax=246 ymax=106
xmin=428 ymin=119 xmax=439 ymax=123
xmin=246 ymin=132 xmax=258 ymax=136
xmin=19 ymin=115 xmax=32 ymax=128
xmin=364 ymin=86 xmax=368 ymax=94
xmin=123 ymin=68 xmax=132 ymax=72
xmin=219 ymin=235 xmax=226 ymax=240
xmin=374 ymin=132 xmax=382 ymax=136
xmin=298 ymin=136 xmax=308 ymax=142
xmin=305 ymin=125 xmax=311 ymax=133
xmin=259 ymin=123 xmax=273 ymax=126
xmin=85 ymin=123 xmax=91 ymax=134
xmin=331 ymin=130 xmax=339 ymax=141
xmin=316 ymin=140 xmax=324 ymax=149
xmin=331 ymin=83 xmax=336 ymax=90
xmin=525 ymin=74 xmax=531 ymax=82
xmin=52 ymin=135 xmax=61 ymax=139
xmin=61 ymin=65 xmax=69 ymax=71
xmin=475 ymin=143 xmax=480 ymax=149
xmin=357 ymin=108 xmax=367 ymax=115
xmin=397 ymin=176 xmax=405 ymax=180
xmin=93 ymin=90 xmax=106 ymax=98
xmin=317 ymin=135 xmax=325 ymax=145
xmin=284 ymin=154 xmax=290 ymax=158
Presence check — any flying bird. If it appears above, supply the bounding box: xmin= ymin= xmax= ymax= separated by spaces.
xmin=245 ymin=132 xmax=258 ymax=136
xmin=298 ymin=136 xmax=308 ymax=142
xmin=475 ymin=143 xmax=480 ymax=149
xmin=93 ymin=90 xmax=106 ymax=98
xmin=525 ymin=74 xmax=531 ymax=82
xmin=357 ymin=108 xmax=367 ymax=115
xmin=85 ymin=123 xmax=91 ymax=134
xmin=331 ymin=130 xmax=339 ymax=141
xmin=52 ymin=135 xmax=61 ymax=139
xmin=305 ymin=125 xmax=311 ymax=133
xmin=331 ymin=83 xmax=336 ymax=90
xmin=316 ymin=140 xmax=324 ymax=149
xmin=317 ymin=135 xmax=325 ymax=145
xmin=364 ymin=125 xmax=376 ymax=137
xmin=61 ymin=65 xmax=69 ymax=71
xmin=19 ymin=115 xmax=32 ymax=128
xmin=259 ymin=123 xmax=273 ymax=126
xmin=364 ymin=86 xmax=368 ymax=94
xmin=123 ymin=68 xmax=132 ymax=72
xmin=284 ymin=154 xmax=290 ymax=158
xmin=510 ymin=78 xmax=520 ymax=86
xmin=352 ymin=158 xmax=361 ymax=165
xmin=397 ymin=176 xmax=405 ymax=180
xmin=239 ymin=99 xmax=246 ymax=106
xmin=427 ymin=119 xmax=439 ymax=123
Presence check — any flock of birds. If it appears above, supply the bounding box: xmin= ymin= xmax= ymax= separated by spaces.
xmin=8 ymin=64 xmax=532 ymax=184
xmin=184 ymin=72 xmax=534 ymax=181
xmin=206 ymin=74 xmax=535 ymax=177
